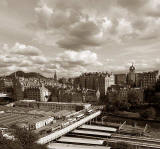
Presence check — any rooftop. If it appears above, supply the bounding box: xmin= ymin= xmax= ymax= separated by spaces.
xmin=48 ymin=143 xmax=111 ymax=149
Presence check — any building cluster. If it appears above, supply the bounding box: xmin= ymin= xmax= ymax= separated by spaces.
xmin=115 ymin=64 xmax=160 ymax=89
xmin=107 ymin=86 xmax=144 ymax=104
xmin=0 ymin=78 xmax=13 ymax=94
xmin=0 ymin=100 xmax=92 ymax=139
xmin=12 ymin=76 xmax=55 ymax=102
xmin=0 ymin=71 xmax=100 ymax=104
xmin=74 ymin=72 xmax=115 ymax=97
xmin=0 ymin=65 xmax=160 ymax=105
xmin=50 ymin=86 xmax=100 ymax=105
xmin=0 ymin=72 xmax=59 ymax=102
xmin=15 ymin=100 xmax=91 ymax=111
xmin=74 ymin=64 xmax=160 ymax=103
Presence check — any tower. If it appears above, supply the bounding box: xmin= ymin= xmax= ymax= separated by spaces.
xmin=127 ymin=63 xmax=136 ymax=87
xmin=129 ymin=62 xmax=135 ymax=73
xmin=54 ymin=71 xmax=57 ymax=81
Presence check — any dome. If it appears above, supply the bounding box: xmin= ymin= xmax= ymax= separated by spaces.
xmin=129 ymin=64 xmax=135 ymax=72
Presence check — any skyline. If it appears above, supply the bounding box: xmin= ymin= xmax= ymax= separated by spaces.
xmin=0 ymin=0 xmax=160 ymax=77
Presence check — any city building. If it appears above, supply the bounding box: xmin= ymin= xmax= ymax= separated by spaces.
xmin=0 ymin=78 xmax=13 ymax=93
xmin=115 ymin=74 xmax=127 ymax=85
xmin=114 ymin=64 xmax=160 ymax=89
xmin=12 ymin=77 xmax=24 ymax=101
xmin=15 ymin=100 xmax=91 ymax=111
xmin=140 ymin=71 xmax=160 ymax=89
xmin=77 ymin=72 xmax=115 ymax=96
xmin=28 ymin=116 xmax=54 ymax=130
xmin=127 ymin=63 xmax=136 ymax=87
xmin=84 ymin=89 xmax=100 ymax=104
xmin=107 ymin=86 xmax=144 ymax=103
xmin=24 ymin=84 xmax=50 ymax=102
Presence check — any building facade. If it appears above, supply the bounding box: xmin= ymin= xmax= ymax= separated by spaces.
xmin=140 ymin=71 xmax=160 ymax=89
xmin=127 ymin=64 xmax=136 ymax=87
xmin=24 ymin=85 xmax=50 ymax=102
xmin=115 ymin=74 xmax=127 ymax=85
xmin=15 ymin=100 xmax=91 ymax=111
xmin=77 ymin=72 xmax=115 ymax=96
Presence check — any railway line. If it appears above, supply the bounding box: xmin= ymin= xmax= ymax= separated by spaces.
xmin=68 ymin=130 xmax=160 ymax=148
xmin=109 ymin=138 xmax=160 ymax=148
xmin=108 ymin=134 xmax=160 ymax=148
xmin=112 ymin=134 xmax=160 ymax=144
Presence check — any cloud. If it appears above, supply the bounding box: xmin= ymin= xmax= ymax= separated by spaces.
xmin=30 ymin=55 xmax=48 ymax=64
xmin=54 ymin=50 xmax=102 ymax=69
xmin=30 ymin=0 xmax=109 ymax=50
xmin=117 ymin=0 xmax=146 ymax=12
xmin=0 ymin=0 xmax=8 ymax=8
xmin=34 ymin=0 xmax=53 ymax=29
xmin=0 ymin=42 xmax=103 ymax=77
xmin=0 ymin=43 xmax=46 ymax=75
xmin=11 ymin=42 xmax=41 ymax=56
xmin=1 ymin=0 xmax=160 ymax=77
xmin=57 ymin=21 xmax=103 ymax=50
xmin=29 ymin=0 xmax=160 ymax=49
xmin=143 ymin=0 xmax=160 ymax=18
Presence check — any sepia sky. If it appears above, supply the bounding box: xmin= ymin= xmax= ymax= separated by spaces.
xmin=0 ymin=0 xmax=160 ymax=77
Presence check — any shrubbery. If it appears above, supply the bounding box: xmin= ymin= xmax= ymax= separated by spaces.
xmin=0 ymin=126 xmax=47 ymax=149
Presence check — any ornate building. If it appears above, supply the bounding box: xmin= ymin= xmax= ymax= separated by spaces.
xmin=77 ymin=72 xmax=115 ymax=97
xmin=127 ymin=63 xmax=136 ymax=87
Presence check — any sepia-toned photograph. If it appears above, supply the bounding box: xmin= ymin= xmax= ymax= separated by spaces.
xmin=0 ymin=0 xmax=160 ymax=149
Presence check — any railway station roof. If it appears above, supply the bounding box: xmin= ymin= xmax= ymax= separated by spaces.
xmin=72 ymin=129 xmax=111 ymax=137
xmin=58 ymin=136 xmax=104 ymax=145
xmin=48 ymin=143 xmax=111 ymax=149
xmin=80 ymin=124 xmax=117 ymax=132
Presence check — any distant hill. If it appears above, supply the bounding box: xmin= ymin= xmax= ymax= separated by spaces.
xmin=8 ymin=71 xmax=46 ymax=79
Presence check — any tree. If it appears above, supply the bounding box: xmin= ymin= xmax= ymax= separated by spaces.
xmin=0 ymin=131 xmax=22 ymax=149
xmin=0 ymin=126 xmax=48 ymax=149
xmin=111 ymin=141 xmax=135 ymax=149
xmin=140 ymin=107 xmax=156 ymax=119
xmin=119 ymin=101 xmax=131 ymax=111
xmin=127 ymin=90 xmax=140 ymax=105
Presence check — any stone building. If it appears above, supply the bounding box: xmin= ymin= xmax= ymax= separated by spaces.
xmin=24 ymin=84 xmax=50 ymax=102
xmin=0 ymin=78 xmax=13 ymax=93
xmin=140 ymin=71 xmax=160 ymax=89
xmin=127 ymin=63 xmax=136 ymax=87
xmin=107 ymin=86 xmax=144 ymax=103
xmin=12 ymin=78 xmax=24 ymax=101
xmin=115 ymin=74 xmax=127 ymax=85
xmin=15 ymin=100 xmax=91 ymax=111
xmin=77 ymin=72 xmax=115 ymax=96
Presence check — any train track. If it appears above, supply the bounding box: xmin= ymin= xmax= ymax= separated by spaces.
xmin=68 ymin=132 xmax=160 ymax=148
xmin=112 ymin=134 xmax=160 ymax=143
xmin=109 ymin=138 xmax=160 ymax=148
xmin=111 ymin=134 xmax=160 ymax=148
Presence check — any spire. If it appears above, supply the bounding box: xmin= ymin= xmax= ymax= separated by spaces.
xmin=54 ymin=71 xmax=57 ymax=81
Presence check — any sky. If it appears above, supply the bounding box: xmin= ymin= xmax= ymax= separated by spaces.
xmin=0 ymin=0 xmax=160 ymax=78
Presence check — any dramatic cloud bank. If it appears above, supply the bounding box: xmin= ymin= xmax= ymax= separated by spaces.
xmin=0 ymin=43 xmax=102 ymax=77
xmin=0 ymin=0 xmax=160 ymax=77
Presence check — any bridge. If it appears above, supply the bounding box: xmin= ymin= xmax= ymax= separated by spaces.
xmin=36 ymin=109 xmax=160 ymax=148
xmin=37 ymin=110 xmax=101 ymax=144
